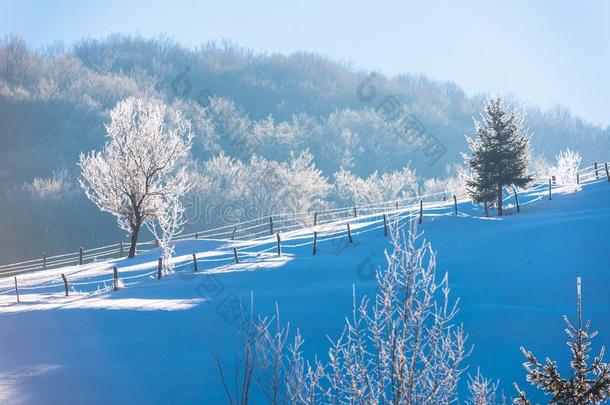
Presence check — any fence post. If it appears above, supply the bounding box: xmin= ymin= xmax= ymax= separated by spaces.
xmin=62 ymin=273 xmax=69 ymax=296
xmin=14 ymin=277 xmax=19 ymax=303
xmin=79 ymin=247 xmax=84 ymax=265
xmin=605 ymin=162 xmax=610 ymax=182
xmin=353 ymin=207 xmax=357 ymax=218
xmin=113 ymin=266 xmax=119 ymax=291
xmin=276 ymin=233 xmax=282 ymax=257
xmin=231 ymin=226 xmax=237 ymax=240
xmin=383 ymin=214 xmax=388 ymax=237
xmin=314 ymin=212 xmax=318 ymax=226
xmin=548 ymin=178 xmax=552 ymax=200
xmin=192 ymin=253 xmax=199 ymax=272
xmin=233 ymin=247 xmax=239 ymax=264
xmin=269 ymin=216 xmax=274 ymax=236
xmin=347 ymin=222 xmax=353 ymax=243
xmin=418 ymin=200 xmax=423 ymax=224
xmin=312 ymin=231 xmax=318 ymax=255
xmin=453 ymin=195 xmax=458 ymax=216
xmin=595 ymin=162 xmax=599 ymax=179
xmin=119 ymin=241 xmax=124 ymax=257
xmin=43 ymin=254 xmax=46 ymax=270
xmin=157 ymin=257 xmax=162 ymax=280
xmin=514 ymin=189 xmax=520 ymax=213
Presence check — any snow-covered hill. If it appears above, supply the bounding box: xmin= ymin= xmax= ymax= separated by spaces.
xmin=0 ymin=179 xmax=609 ymax=404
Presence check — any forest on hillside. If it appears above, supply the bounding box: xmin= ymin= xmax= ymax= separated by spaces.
xmin=1 ymin=33 xmax=608 ymax=262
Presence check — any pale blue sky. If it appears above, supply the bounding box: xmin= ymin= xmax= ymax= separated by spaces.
xmin=2 ymin=0 xmax=609 ymax=126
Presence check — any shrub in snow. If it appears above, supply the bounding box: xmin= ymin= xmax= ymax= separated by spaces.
xmin=552 ymin=148 xmax=581 ymax=187
xmin=23 ymin=168 xmax=73 ymax=200
xmin=467 ymin=369 xmax=503 ymax=405
xmin=79 ymin=97 xmax=193 ymax=258
xmin=514 ymin=277 xmax=610 ymax=404
xmin=216 ymin=224 xmax=468 ymax=404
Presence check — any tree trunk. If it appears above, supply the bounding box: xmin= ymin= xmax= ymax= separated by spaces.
xmin=128 ymin=223 xmax=141 ymax=258
xmin=497 ymin=184 xmax=504 ymax=216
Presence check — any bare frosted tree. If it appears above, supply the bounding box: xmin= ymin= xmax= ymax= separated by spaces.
xmin=147 ymin=186 xmax=191 ymax=275
xmin=252 ymin=304 xmax=327 ymax=405
xmin=213 ymin=295 xmax=257 ymax=405
xmin=216 ymin=223 xmax=469 ymax=404
xmin=214 ymin=297 xmax=325 ymax=405
xmin=79 ymin=97 xmax=192 ymax=257
xmin=322 ymin=224 xmax=468 ymax=404
xmin=514 ymin=277 xmax=610 ymax=404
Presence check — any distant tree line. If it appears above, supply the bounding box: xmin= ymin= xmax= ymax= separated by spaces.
xmin=0 ymin=34 xmax=608 ymax=261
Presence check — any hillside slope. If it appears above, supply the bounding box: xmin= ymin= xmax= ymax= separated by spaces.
xmin=0 ymin=180 xmax=609 ymax=403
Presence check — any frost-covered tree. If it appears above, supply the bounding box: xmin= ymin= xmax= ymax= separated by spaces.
xmin=552 ymin=148 xmax=581 ymax=187
xmin=464 ymin=95 xmax=532 ymax=216
xmin=24 ymin=168 xmax=74 ymax=200
xmin=529 ymin=154 xmax=552 ymax=180
xmin=514 ymin=277 xmax=610 ymax=404
xmin=216 ymin=224 xmax=469 ymax=404
xmin=79 ymin=97 xmax=192 ymax=257
xmin=321 ymin=225 xmax=467 ymax=404
xmin=203 ymin=96 xmax=257 ymax=159
xmin=240 ymin=156 xmax=286 ymax=216
xmin=279 ymin=151 xmax=331 ymax=217
xmin=334 ymin=166 xmax=419 ymax=207
xmin=194 ymin=151 xmax=330 ymax=226
xmin=147 ymin=189 xmax=190 ymax=275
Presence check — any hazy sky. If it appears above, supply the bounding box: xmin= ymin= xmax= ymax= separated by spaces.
xmin=2 ymin=0 xmax=609 ymax=126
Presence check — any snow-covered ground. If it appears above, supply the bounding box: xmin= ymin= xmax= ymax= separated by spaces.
xmin=0 ymin=180 xmax=608 ymax=403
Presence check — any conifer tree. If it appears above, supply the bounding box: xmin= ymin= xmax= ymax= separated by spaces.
xmin=513 ymin=277 xmax=610 ymax=404
xmin=464 ymin=96 xmax=532 ymax=216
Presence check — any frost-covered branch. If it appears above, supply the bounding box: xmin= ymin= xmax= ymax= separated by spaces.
xmin=467 ymin=369 xmax=502 ymax=405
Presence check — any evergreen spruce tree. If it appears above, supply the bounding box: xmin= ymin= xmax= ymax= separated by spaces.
xmin=513 ymin=277 xmax=610 ymax=404
xmin=464 ymin=95 xmax=532 ymax=216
